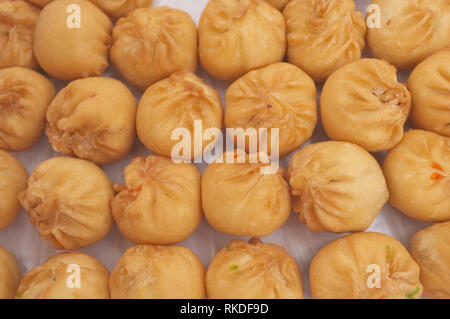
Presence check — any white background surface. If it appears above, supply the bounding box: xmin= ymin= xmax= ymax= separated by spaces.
xmin=0 ymin=0 xmax=432 ymax=299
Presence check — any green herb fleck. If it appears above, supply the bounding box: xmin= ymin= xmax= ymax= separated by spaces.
xmin=15 ymin=291 xmax=22 ymax=298
xmin=406 ymin=287 xmax=420 ymax=299
xmin=229 ymin=264 xmax=238 ymax=271
xmin=225 ymin=246 xmax=230 ymax=251
xmin=386 ymin=245 xmax=391 ymax=262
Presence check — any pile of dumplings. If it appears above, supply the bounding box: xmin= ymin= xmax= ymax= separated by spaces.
xmin=0 ymin=0 xmax=449 ymax=300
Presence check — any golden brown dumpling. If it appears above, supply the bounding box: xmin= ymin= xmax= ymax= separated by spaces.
xmin=89 ymin=0 xmax=153 ymax=19
xmin=0 ymin=0 xmax=39 ymax=69
xmin=288 ymin=141 xmax=389 ymax=233
xmin=111 ymin=155 xmax=202 ymax=245
xmin=0 ymin=151 xmax=27 ymax=230
xmin=264 ymin=0 xmax=290 ymax=10
xmin=202 ymin=151 xmax=291 ymax=237
xmin=383 ymin=130 xmax=450 ymax=222
xmin=199 ymin=0 xmax=286 ymax=81
xmin=46 ymin=77 xmax=137 ymax=165
xmin=0 ymin=246 xmax=21 ymax=299
xmin=310 ymin=232 xmax=423 ymax=299
xmin=110 ymin=6 xmax=197 ymax=90
xmin=225 ymin=62 xmax=317 ymax=158
xmin=367 ymin=0 xmax=450 ymax=69
xmin=284 ymin=0 xmax=366 ymax=82
xmin=27 ymin=0 xmax=152 ymax=18
xmin=109 ymin=245 xmax=205 ymax=299
xmin=16 ymin=252 xmax=109 ymax=299
xmin=0 ymin=67 xmax=55 ymax=151
xmin=206 ymin=238 xmax=303 ymax=299
xmin=136 ymin=71 xmax=223 ymax=160
xmin=33 ymin=0 xmax=112 ymax=82
xmin=408 ymin=49 xmax=450 ymax=137
xmin=19 ymin=157 xmax=113 ymax=250
xmin=25 ymin=0 xmax=52 ymax=6
xmin=410 ymin=222 xmax=450 ymax=299
xmin=27 ymin=0 xmax=152 ymax=17
xmin=321 ymin=59 xmax=411 ymax=152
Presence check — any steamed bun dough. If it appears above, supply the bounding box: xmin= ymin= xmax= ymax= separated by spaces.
xmin=0 ymin=0 xmax=39 ymax=69
xmin=288 ymin=141 xmax=389 ymax=233
xmin=0 ymin=246 xmax=22 ymax=299
xmin=33 ymin=0 xmax=112 ymax=82
xmin=206 ymin=238 xmax=304 ymax=299
xmin=109 ymin=245 xmax=205 ymax=299
xmin=0 ymin=67 xmax=55 ymax=151
xmin=46 ymin=77 xmax=137 ymax=165
xmin=199 ymin=0 xmax=286 ymax=81
xmin=367 ymin=0 xmax=450 ymax=69
xmin=110 ymin=6 xmax=197 ymax=90
xmin=383 ymin=130 xmax=450 ymax=222
xmin=410 ymin=222 xmax=450 ymax=299
xmin=136 ymin=71 xmax=223 ymax=160
xmin=19 ymin=157 xmax=113 ymax=250
xmin=310 ymin=232 xmax=423 ymax=299
xmin=408 ymin=49 xmax=450 ymax=137
xmin=202 ymin=151 xmax=291 ymax=237
xmin=225 ymin=62 xmax=317 ymax=158
xmin=321 ymin=58 xmax=411 ymax=152
xmin=16 ymin=252 xmax=109 ymax=299
xmin=0 ymin=151 xmax=27 ymax=230
xmin=284 ymin=0 xmax=366 ymax=82
xmin=111 ymin=155 xmax=202 ymax=245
